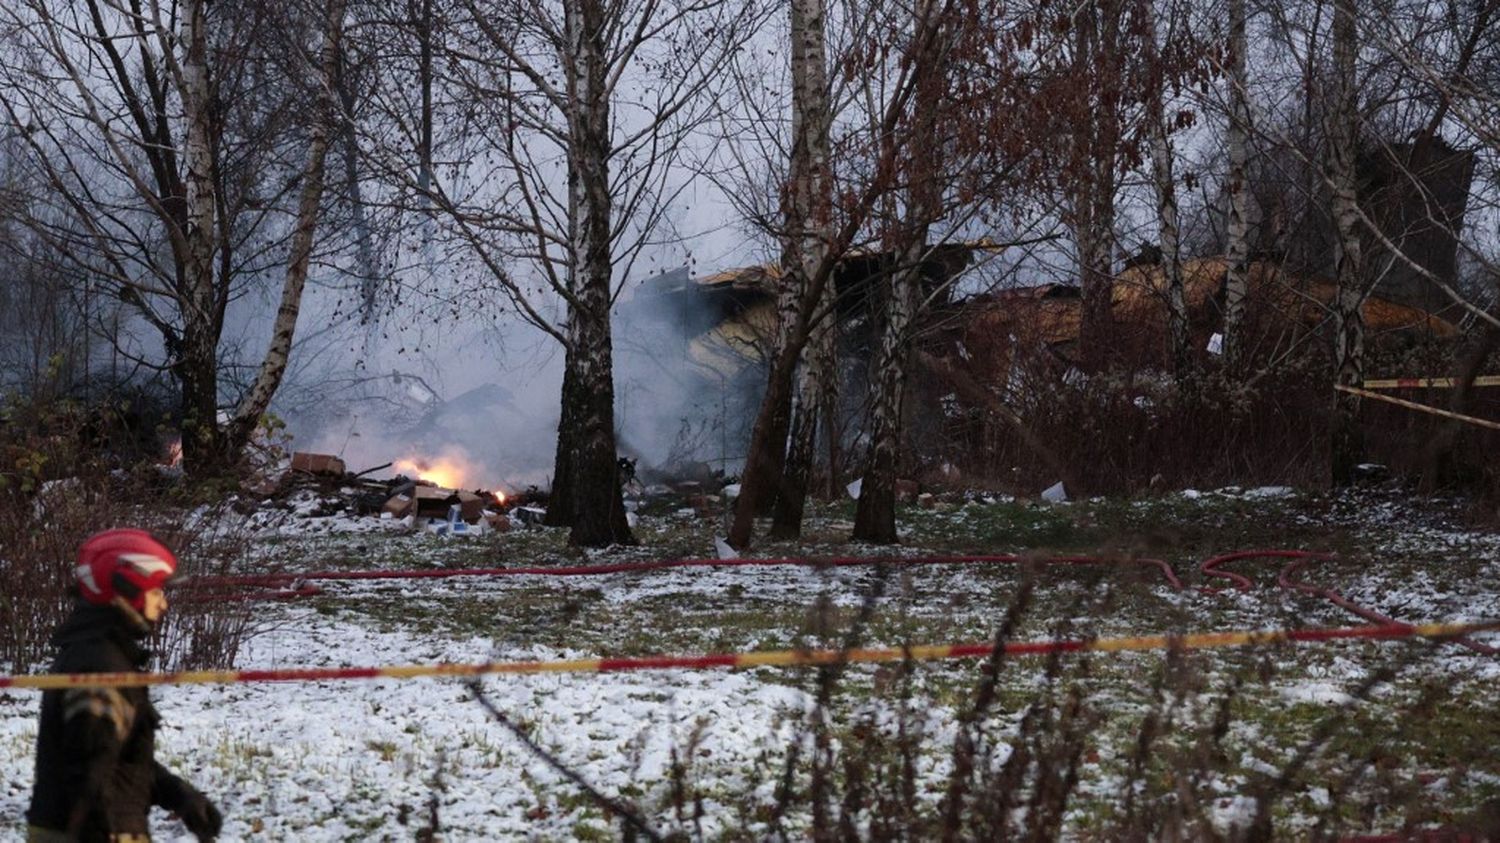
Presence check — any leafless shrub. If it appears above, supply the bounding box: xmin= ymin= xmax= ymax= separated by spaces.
xmin=938 ymin=349 xmax=1332 ymax=495
xmin=0 ymin=396 xmax=258 ymax=673
xmin=922 ymin=316 xmax=1496 ymax=499
xmin=150 ymin=507 xmax=261 ymax=672
xmin=452 ymin=558 xmax=1492 ymax=839
xmin=660 ymin=575 xmax=1488 ymax=839
xmin=0 ymin=488 xmax=81 ymax=674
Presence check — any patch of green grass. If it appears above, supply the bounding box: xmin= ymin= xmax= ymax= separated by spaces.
xmin=900 ymin=500 xmax=1087 ymax=550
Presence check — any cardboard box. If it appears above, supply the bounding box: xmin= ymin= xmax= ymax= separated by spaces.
xmin=382 ymin=493 xmax=414 ymax=518
xmin=455 ymin=490 xmax=485 ymax=523
xmin=291 ymin=452 xmax=346 ymax=476
xmin=513 ymin=506 xmax=547 ymax=526
xmin=413 ymin=486 xmax=455 ymax=519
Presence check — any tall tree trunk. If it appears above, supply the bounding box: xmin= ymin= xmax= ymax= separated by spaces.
xmin=744 ymin=356 xmax=795 ymax=518
xmin=335 ymin=42 xmax=381 ymax=322
xmin=821 ymin=381 xmax=842 ymax=499
xmin=415 ymin=0 xmax=434 ymax=199
xmin=1421 ymin=319 xmax=1500 ymax=492
xmin=1076 ymin=193 xmax=1116 ymax=370
xmin=1153 ymin=125 xmax=1189 ymax=375
xmin=566 ymin=302 xmax=631 ymax=546
xmin=729 ymin=350 xmax=802 ymax=548
xmin=544 ymin=350 xmax=579 ymax=526
xmin=771 ymin=313 xmax=834 ymax=538
xmin=177 ymin=332 xmax=222 ymax=474
xmin=851 ymin=250 xmax=922 ymax=543
xmin=813 ymin=317 xmax=839 ymax=487
xmin=1143 ymin=6 xmax=1188 ymax=377
xmin=728 ymin=0 xmax=940 ymax=550
xmin=547 ymin=37 xmax=583 ymax=532
xmin=747 ymin=243 xmax=804 ymax=521
xmin=1074 ymin=2 xmax=1120 ymax=370
xmin=563 ymin=0 xmax=633 ymax=546
xmin=853 ymin=0 xmax=942 ymax=544
xmin=226 ymin=0 xmax=345 ymax=455
xmin=411 ymin=0 xmax=437 ymax=281
xmin=1328 ymin=0 xmax=1365 ymax=486
xmin=770 ymin=369 xmax=816 ymax=538
xmin=177 ymin=0 xmax=225 ymax=476
xmin=768 ymin=0 xmax=834 ymax=539
xmin=1222 ymin=0 xmax=1251 ymax=371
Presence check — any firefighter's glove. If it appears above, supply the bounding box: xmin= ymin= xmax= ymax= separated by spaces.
xmin=178 ymin=789 xmax=223 ymax=841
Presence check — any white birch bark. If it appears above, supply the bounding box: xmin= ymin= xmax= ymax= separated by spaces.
xmin=1072 ymin=3 xmax=1119 ymax=368
xmin=772 ymin=0 xmax=830 ymax=369
xmin=1222 ymin=0 xmax=1251 ymax=370
xmin=1143 ymin=6 xmax=1188 ymax=376
xmin=563 ymin=0 xmax=633 ymax=546
xmin=771 ymin=0 xmax=835 ymax=537
xmin=176 ymin=0 xmax=223 ymax=464
xmin=1329 ymin=0 xmax=1366 ymax=484
xmin=180 ymin=0 xmax=216 ymax=321
xmin=852 ymin=0 xmax=941 ymax=544
xmin=229 ymin=0 xmax=346 ymax=443
xmin=1153 ymin=125 xmax=1189 ymax=375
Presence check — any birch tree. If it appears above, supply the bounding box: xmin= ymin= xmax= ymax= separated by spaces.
xmin=727 ymin=0 xmax=1043 ymax=548
xmin=0 ymin=0 xmax=348 ymax=476
xmin=1328 ymin=0 xmax=1365 ymax=485
xmin=1356 ymin=1 xmax=1500 ymax=485
xmin=1020 ymin=0 xmax=1152 ymax=370
xmin=1236 ymin=0 xmax=1500 ymax=482
xmin=726 ymin=0 xmax=961 ymax=549
xmin=851 ymin=0 xmax=949 ymax=544
xmin=331 ymin=24 xmax=385 ymax=323
xmin=1071 ymin=0 xmax=1130 ymax=367
xmin=1141 ymin=0 xmax=1190 ymax=376
xmin=768 ymin=0 xmax=836 ymax=540
xmin=365 ymin=0 xmax=764 ymax=546
xmin=1221 ymin=0 xmax=1252 ymax=371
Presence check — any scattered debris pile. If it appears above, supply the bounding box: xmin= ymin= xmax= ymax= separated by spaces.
xmin=262 ymin=452 xmax=969 ymax=536
xmin=256 ymin=451 xmax=534 ymax=536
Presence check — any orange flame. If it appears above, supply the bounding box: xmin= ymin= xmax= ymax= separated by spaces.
xmin=393 ymin=456 xmax=468 ymax=490
xmin=393 ymin=453 xmax=512 ymax=500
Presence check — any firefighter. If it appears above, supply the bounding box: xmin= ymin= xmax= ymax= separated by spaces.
xmin=26 ymin=529 xmax=222 ymax=842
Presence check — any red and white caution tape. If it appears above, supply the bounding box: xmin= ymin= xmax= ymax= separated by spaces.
xmin=2 ymin=621 xmax=1493 ymax=691
xmin=1361 ymin=376 xmax=1500 ymax=389
xmin=1336 ymin=384 xmax=1500 ymax=431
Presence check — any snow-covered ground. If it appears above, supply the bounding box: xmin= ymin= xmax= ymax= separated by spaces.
xmin=2 ymin=486 xmax=1497 ymax=840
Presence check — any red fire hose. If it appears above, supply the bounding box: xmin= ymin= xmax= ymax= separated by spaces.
xmin=1199 ymin=549 xmax=1335 ymax=592
xmin=1199 ymin=550 xmax=1498 ymax=656
xmin=1278 ymin=555 xmax=1499 ymax=656
xmin=177 ymin=550 xmax=1497 ymax=657
xmin=176 ymin=553 xmax=1185 ymax=598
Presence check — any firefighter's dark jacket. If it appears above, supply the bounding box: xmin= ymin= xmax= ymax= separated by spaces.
xmin=26 ymin=604 xmax=200 ymax=841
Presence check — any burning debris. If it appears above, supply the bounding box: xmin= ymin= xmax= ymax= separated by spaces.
xmin=259 ymin=451 xmax=945 ymax=539
xmin=391 ymin=456 xmax=471 ymax=492
xmin=261 ymin=451 xmax=528 ymax=536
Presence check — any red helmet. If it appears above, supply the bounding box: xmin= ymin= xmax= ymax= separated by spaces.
xmin=75 ymin=529 xmax=178 ymax=610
